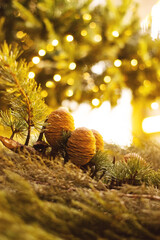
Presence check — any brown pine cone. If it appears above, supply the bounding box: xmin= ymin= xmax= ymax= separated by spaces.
xmin=91 ymin=129 xmax=104 ymax=151
xmin=66 ymin=127 xmax=96 ymax=166
xmin=45 ymin=108 xmax=75 ymax=149
xmin=123 ymin=152 xmax=146 ymax=165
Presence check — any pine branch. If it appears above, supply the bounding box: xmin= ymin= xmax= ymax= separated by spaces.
xmin=0 ymin=109 xmax=27 ymax=139
xmin=0 ymin=42 xmax=48 ymax=144
xmin=9 ymin=72 xmax=32 ymax=145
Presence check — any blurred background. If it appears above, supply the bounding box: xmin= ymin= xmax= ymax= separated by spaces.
xmin=0 ymin=0 xmax=160 ymax=146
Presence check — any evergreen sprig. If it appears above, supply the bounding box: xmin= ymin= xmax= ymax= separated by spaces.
xmin=92 ymin=151 xmax=160 ymax=188
xmin=0 ymin=42 xmax=48 ymax=145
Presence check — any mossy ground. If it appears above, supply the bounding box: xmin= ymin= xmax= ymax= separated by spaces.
xmin=0 ymin=141 xmax=160 ymax=240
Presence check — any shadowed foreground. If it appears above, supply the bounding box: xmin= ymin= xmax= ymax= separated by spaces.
xmin=0 ymin=145 xmax=160 ymax=240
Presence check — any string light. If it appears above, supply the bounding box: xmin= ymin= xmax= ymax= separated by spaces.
xmin=41 ymin=90 xmax=48 ymax=98
xmin=16 ymin=31 xmax=26 ymax=39
xmin=89 ymin=22 xmax=96 ymax=29
xmin=81 ymin=30 xmax=88 ymax=36
xmin=143 ymin=80 xmax=151 ymax=87
xmin=46 ymin=44 xmax=54 ymax=51
xmin=67 ymin=78 xmax=74 ymax=85
xmin=52 ymin=39 xmax=59 ymax=46
xmin=92 ymin=98 xmax=100 ymax=106
xmin=151 ymin=102 xmax=159 ymax=110
xmin=66 ymin=35 xmax=74 ymax=42
xmin=83 ymin=13 xmax=92 ymax=21
xmin=69 ymin=62 xmax=76 ymax=70
xmin=38 ymin=49 xmax=46 ymax=56
xmin=131 ymin=59 xmax=138 ymax=67
xmin=104 ymin=76 xmax=111 ymax=83
xmin=66 ymin=89 xmax=74 ymax=97
xmin=114 ymin=59 xmax=122 ymax=67
xmin=28 ymin=72 xmax=35 ymax=79
xmin=53 ymin=74 xmax=61 ymax=82
xmin=112 ymin=31 xmax=119 ymax=38
xmin=100 ymin=84 xmax=106 ymax=91
xmin=46 ymin=81 xmax=55 ymax=88
xmin=92 ymin=86 xmax=99 ymax=92
xmin=94 ymin=34 xmax=102 ymax=42
xmin=32 ymin=56 xmax=40 ymax=64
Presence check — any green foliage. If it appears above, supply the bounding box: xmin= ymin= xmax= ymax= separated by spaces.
xmin=92 ymin=150 xmax=160 ymax=188
xmin=0 ymin=109 xmax=27 ymax=138
xmin=0 ymin=0 xmax=142 ymax=108
xmin=0 ymin=42 xmax=48 ymax=144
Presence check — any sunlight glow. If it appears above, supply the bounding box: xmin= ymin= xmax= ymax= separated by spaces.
xmin=141 ymin=1 xmax=160 ymax=40
xmin=151 ymin=2 xmax=160 ymax=39
xmin=142 ymin=115 xmax=160 ymax=133
xmin=72 ymin=89 xmax=132 ymax=147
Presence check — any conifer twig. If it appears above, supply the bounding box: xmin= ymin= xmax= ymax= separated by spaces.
xmin=0 ymin=42 xmax=48 ymax=145
xmin=9 ymin=72 xmax=32 ymax=145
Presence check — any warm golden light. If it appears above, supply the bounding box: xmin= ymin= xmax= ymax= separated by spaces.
xmin=32 ymin=56 xmax=40 ymax=64
xmin=100 ymin=84 xmax=106 ymax=91
xmin=92 ymin=98 xmax=100 ymax=106
xmin=46 ymin=44 xmax=54 ymax=51
xmin=94 ymin=34 xmax=102 ymax=42
xmin=38 ymin=49 xmax=46 ymax=56
xmin=83 ymin=13 xmax=92 ymax=21
xmin=67 ymin=78 xmax=74 ymax=85
xmin=16 ymin=31 xmax=26 ymax=39
xmin=89 ymin=22 xmax=96 ymax=29
xmin=151 ymin=2 xmax=160 ymax=39
xmin=104 ymin=76 xmax=111 ymax=83
xmin=53 ymin=74 xmax=61 ymax=82
xmin=143 ymin=80 xmax=151 ymax=87
xmin=131 ymin=59 xmax=138 ymax=66
xmin=72 ymin=89 xmax=132 ymax=147
xmin=114 ymin=59 xmax=122 ymax=67
xmin=28 ymin=71 xmax=35 ymax=79
xmin=69 ymin=62 xmax=76 ymax=70
xmin=81 ymin=30 xmax=88 ymax=36
xmin=52 ymin=39 xmax=59 ymax=46
xmin=46 ymin=81 xmax=55 ymax=88
xmin=112 ymin=31 xmax=119 ymax=37
xmin=142 ymin=115 xmax=160 ymax=133
xmin=66 ymin=89 xmax=74 ymax=97
xmin=41 ymin=90 xmax=48 ymax=98
xmin=66 ymin=35 xmax=74 ymax=42
xmin=92 ymin=86 xmax=99 ymax=92
xmin=151 ymin=102 xmax=159 ymax=110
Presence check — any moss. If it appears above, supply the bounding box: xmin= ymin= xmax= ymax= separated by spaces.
xmin=0 ymin=143 xmax=160 ymax=239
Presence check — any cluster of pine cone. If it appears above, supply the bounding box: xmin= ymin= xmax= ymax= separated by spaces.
xmin=44 ymin=108 xmax=104 ymax=166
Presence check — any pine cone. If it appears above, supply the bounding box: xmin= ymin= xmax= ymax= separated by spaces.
xmin=123 ymin=152 xmax=146 ymax=165
xmin=45 ymin=108 xmax=75 ymax=149
xmin=91 ymin=129 xmax=104 ymax=151
xmin=66 ymin=127 xmax=96 ymax=166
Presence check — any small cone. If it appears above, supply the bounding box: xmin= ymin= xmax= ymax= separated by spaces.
xmin=66 ymin=127 xmax=96 ymax=166
xmin=123 ymin=152 xmax=146 ymax=165
xmin=45 ymin=108 xmax=75 ymax=149
xmin=91 ymin=129 xmax=104 ymax=151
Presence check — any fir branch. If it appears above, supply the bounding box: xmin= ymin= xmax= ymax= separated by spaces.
xmin=0 ymin=42 xmax=48 ymax=144
xmin=9 ymin=71 xmax=32 ymax=145
xmin=0 ymin=109 xmax=27 ymax=139
xmin=13 ymin=1 xmax=41 ymax=28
